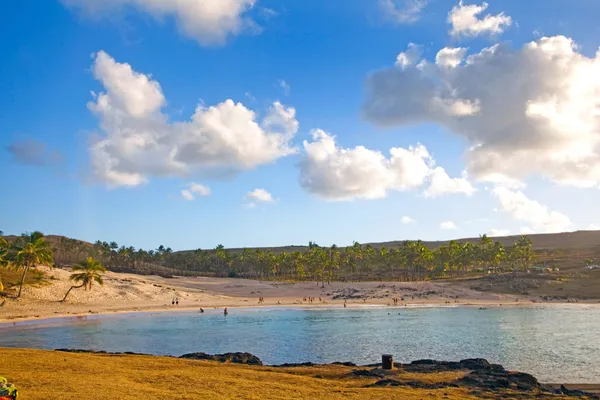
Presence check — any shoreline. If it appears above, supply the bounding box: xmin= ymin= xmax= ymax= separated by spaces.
xmin=2 ymin=267 xmax=598 ymax=325
xmin=2 ymin=299 xmax=599 ymax=327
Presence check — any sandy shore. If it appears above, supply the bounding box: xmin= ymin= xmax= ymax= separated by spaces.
xmin=0 ymin=266 xmax=593 ymax=323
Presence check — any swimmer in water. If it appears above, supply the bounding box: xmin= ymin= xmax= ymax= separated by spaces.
xmin=224 ymin=307 xmax=229 ymax=316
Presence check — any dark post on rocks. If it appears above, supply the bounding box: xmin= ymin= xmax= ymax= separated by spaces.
xmin=382 ymin=354 xmax=394 ymax=370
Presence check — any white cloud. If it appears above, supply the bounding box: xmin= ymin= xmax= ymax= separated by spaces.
xmin=61 ymin=0 xmax=258 ymax=46
xmin=181 ymin=182 xmax=211 ymax=200
xmin=435 ymin=47 xmax=468 ymax=68
xmin=245 ymin=188 xmax=274 ymax=203
xmin=88 ymin=51 xmax=298 ymax=187
xmin=298 ymin=129 xmax=474 ymax=201
xmin=423 ymin=167 xmax=476 ymax=198
xmin=277 ymin=80 xmax=291 ymax=96
xmin=492 ymin=187 xmax=572 ymax=233
xmin=448 ymin=1 xmax=512 ymax=38
xmin=520 ymin=227 xmax=536 ymax=235
xmin=364 ymin=36 xmax=600 ymax=189
xmin=587 ymin=224 xmax=600 ymax=231
xmin=396 ymin=43 xmax=423 ymax=69
xmin=440 ymin=221 xmax=457 ymax=230
xmin=379 ymin=0 xmax=428 ymax=24
xmin=401 ymin=216 xmax=415 ymax=224
xmin=488 ymin=228 xmax=510 ymax=237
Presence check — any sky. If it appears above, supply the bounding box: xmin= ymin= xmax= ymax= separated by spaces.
xmin=1 ymin=0 xmax=600 ymax=251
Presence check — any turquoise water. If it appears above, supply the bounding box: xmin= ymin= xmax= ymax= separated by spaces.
xmin=1 ymin=305 xmax=599 ymax=383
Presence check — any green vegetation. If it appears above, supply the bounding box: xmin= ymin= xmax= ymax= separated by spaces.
xmin=0 ymin=231 xmax=54 ymax=297
xmin=5 ymin=232 xmax=536 ymax=284
xmin=61 ymin=257 xmax=106 ymax=302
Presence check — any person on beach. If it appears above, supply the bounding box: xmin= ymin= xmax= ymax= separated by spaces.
xmin=200 ymin=308 xmax=204 ymax=313
xmin=224 ymin=307 xmax=228 ymax=316
xmin=344 ymin=300 xmax=347 ymax=308
xmin=172 ymin=298 xmax=175 ymax=305
xmin=176 ymin=298 xmax=179 ymax=306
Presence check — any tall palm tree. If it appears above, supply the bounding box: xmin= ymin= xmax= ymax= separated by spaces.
xmin=14 ymin=231 xmax=54 ymax=298
xmin=62 ymin=257 xmax=106 ymax=302
xmin=0 ymin=236 xmax=9 ymax=292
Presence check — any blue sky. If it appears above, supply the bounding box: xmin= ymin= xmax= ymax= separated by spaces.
xmin=1 ymin=0 xmax=600 ymax=250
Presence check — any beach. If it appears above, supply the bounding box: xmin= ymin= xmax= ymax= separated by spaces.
xmin=0 ymin=266 xmax=588 ymax=324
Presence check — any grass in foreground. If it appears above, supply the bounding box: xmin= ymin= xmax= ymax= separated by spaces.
xmin=1 ymin=348 xmax=583 ymax=399
xmin=0 ymin=348 xmax=488 ymax=399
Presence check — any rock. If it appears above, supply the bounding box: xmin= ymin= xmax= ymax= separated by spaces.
xmin=456 ymin=370 xmax=541 ymax=392
xmin=352 ymin=369 xmax=384 ymax=378
xmin=332 ymin=361 xmax=356 ymax=367
xmin=55 ymin=349 xmax=149 ymax=356
xmin=275 ymin=362 xmax=316 ymax=367
xmin=179 ymin=352 xmax=263 ymax=366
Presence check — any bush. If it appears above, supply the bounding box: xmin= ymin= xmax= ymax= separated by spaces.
xmin=227 ymin=270 xmax=238 ymax=278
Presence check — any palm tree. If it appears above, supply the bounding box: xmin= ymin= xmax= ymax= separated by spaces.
xmin=62 ymin=257 xmax=106 ymax=302
xmin=0 ymin=236 xmax=8 ymax=292
xmin=14 ymin=231 xmax=54 ymax=298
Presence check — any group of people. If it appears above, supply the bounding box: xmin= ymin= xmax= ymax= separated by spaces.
xmin=303 ymin=297 xmax=321 ymax=303
xmin=171 ymin=297 xmax=179 ymax=305
xmin=258 ymin=297 xmax=265 ymax=303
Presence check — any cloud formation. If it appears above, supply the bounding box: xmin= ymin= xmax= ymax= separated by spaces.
xmin=245 ymin=188 xmax=274 ymax=203
xmin=492 ymin=187 xmax=572 ymax=233
xmin=181 ymin=182 xmax=211 ymax=200
xmin=379 ymin=0 xmax=428 ymax=24
xmin=6 ymin=139 xmax=63 ymax=167
xmin=364 ymin=36 xmax=600 ymax=189
xmin=488 ymin=228 xmax=510 ymax=237
xmin=88 ymin=51 xmax=298 ymax=187
xmin=401 ymin=216 xmax=415 ymax=224
xmin=61 ymin=0 xmax=258 ymax=46
xmin=298 ymin=129 xmax=473 ymax=201
xmin=448 ymin=1 xmax=512 ymax=38
xmin=440 ymin=221 xmax=457 ymax=230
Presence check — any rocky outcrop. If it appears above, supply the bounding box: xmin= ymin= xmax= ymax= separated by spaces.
xmin=56 ymin=349 xmax=149 ymax=356
xmin=179 ymin=352 xmax=263 ymax=365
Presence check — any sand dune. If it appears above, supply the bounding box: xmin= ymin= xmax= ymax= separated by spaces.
xmin=0 ymin=266 xmax=537 ymax=323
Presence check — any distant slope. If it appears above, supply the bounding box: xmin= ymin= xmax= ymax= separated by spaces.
xmin=3 ymin=230 xmax=600 ymax=254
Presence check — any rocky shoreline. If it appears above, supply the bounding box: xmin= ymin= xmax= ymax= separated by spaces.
xmin=55 ymin=349 xmax=598 ymax=399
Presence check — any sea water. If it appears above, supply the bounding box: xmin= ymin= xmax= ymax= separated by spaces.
xmin=1 ymin=305 xmax=599 ymax=383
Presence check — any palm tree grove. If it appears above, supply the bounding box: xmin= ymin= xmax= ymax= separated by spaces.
xmin=0 ymin=231 xmax=536 ymax=295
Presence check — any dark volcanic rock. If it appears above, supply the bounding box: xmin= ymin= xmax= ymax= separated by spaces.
xmin=352 ymin=369 xmax=384 ymax=378
xmin=456 ymin=370 xmax=541 ymax=392
xmin=369 ymin=379 xmax=455 ymax=390
xmin=179 ymin=352 xmax=262 ymax=365
xmin=55 ymin=349 xmax=148 ymax=356
xmin=275 ymin=362 xmax=316 ymax=367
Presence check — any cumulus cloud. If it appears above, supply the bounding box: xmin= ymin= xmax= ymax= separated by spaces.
xmin=492 ymin=187 xmax=571 ymax=233
xmin=364 ymin=36 xmax=600 ymax=189
xmin=401 ymin=216 xmax=415 ymax=224
xmin=520 ymin=227 xmax=536 ymax=235
xmin=61 ymin=0 xmax=258 ymax=46
xmin=395 ymin=43 xmax=423 ymax=69
xmin=448 ymin=1 xmax=512 ymax=38
xmin=245 ymin=188 xmax=274 ymax=203
xmin=88 ymin=51 xmax=298 ymax=187
xmin=6 ymin=139 xmax=63 ymax=167
xmin=435 ymin=47 xmax=468 ymax=68
xmin=379 ymin=0 xmax=428 ymax=24
xmin=488 ymin=228 xmax=510 ymax=237
xmin=181 ymin=182 xmax=211 ymax=200
xmin=423 ymin=167 xmax=476 ymax=198
xmin=298 ymin=129 xmax=474 ymax=201
xmin=440 ymin=221 xmax=457 ymax=230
